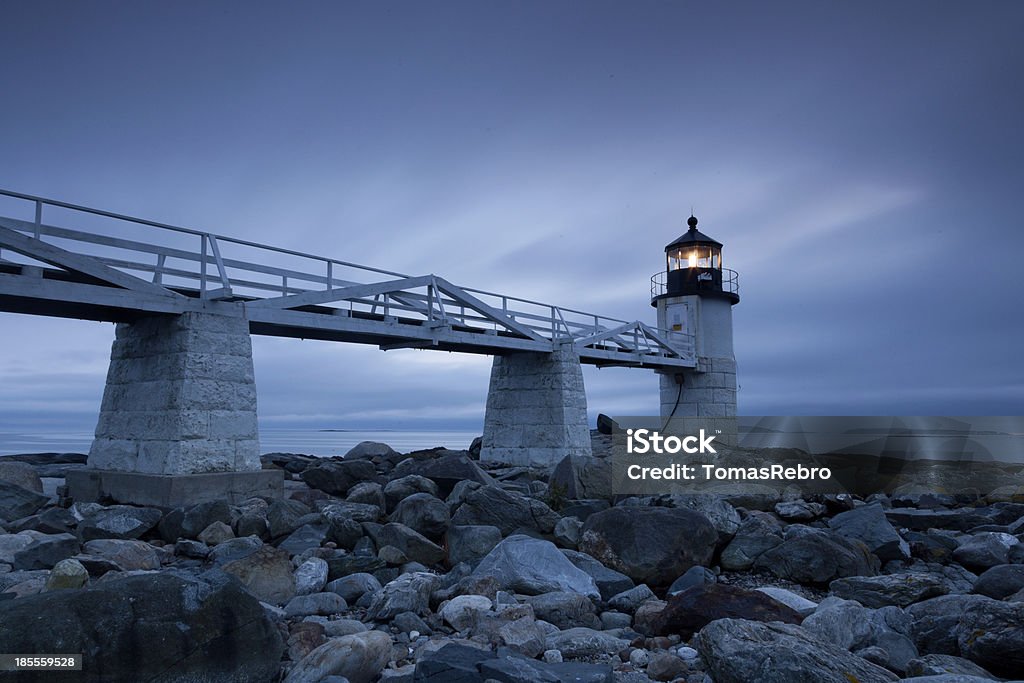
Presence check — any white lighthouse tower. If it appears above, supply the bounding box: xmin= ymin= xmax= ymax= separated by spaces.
xmin=651 ymin=215 xmax=740 ymax=417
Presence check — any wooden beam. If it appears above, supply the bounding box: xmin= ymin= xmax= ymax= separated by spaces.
xmin=245 ymin=275 xmax=434 ymax=310
xmin=0 ymin=222 xmax=184 ymax=300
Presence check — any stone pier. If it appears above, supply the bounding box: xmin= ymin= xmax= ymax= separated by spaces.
xmin=67 ymin=310 xmax=282 ymax=507
xmin=480 ymin=344 xmax=592 ymax=467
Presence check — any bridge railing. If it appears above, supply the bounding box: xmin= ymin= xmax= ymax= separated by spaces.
xmin=0 ymin=189 xmax=695 ymax=363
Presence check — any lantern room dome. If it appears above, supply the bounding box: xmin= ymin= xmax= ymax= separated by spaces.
xmin=665 ymin=216 xmax=723 ymax=252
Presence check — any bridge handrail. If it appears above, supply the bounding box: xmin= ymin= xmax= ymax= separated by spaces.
xmin=0 ymin=188 xmax=694 ymax=360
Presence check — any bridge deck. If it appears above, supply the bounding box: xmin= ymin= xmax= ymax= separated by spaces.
xmin=0 ymin=189 xmax=696 ymax=369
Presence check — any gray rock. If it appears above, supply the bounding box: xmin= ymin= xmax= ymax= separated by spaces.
xmin=753 ymin=524 xmax=880 ymax=584
xmin=389 ymin=492 xmax=450 ymax=541
xmin=561 ymin=549 xmax=634 ymax=601
xmin=6 ymin=507 xmax=76 ymax=535
xmin=197 ymin=520 xmax=235 ymax=545
xmin=828 ymin=503 xmax=909 ymax=562
xmin=367 ymin=571 xmax=439 ymax=620
xmin=0 ymin=461 xmax=43 ymax=492
xmin=321 ymin=501 xmax=382 ymax=524
xmin=550 ymin=454 xmax=612 ymax=500
xmin=284 ymin=591 xmax=348 ymax=617
xmin=905 ymin=654 xmax=998 ymax=679
xmin=413 ymin=641 xmax=495 ymax=681
xmin=498 ymin=616 xmax=548 ymax=657
xmin=327 ymin=572 xmax=382 ymax=603
xmin=279 ymin=522 xmax=330 ymax=556
xmin=81 ymin=539 xmax=160 ymax=570
xmin=553 ymin=516 xmax=582 ymax=549
xmin=670 ymin=493 xmax=742 ymax=539
xmin=182 ymin=500 xmax=233 ymax=539
xmin=907 ymin=594 xmax=992 ymax=655
xmin=953 ymin=596 xmax=1024 ymax=677
xmin=830 ymin=572 xmax=949 ymax=608
xmin=0 ymin=572 xmax=283 ymax=682
xmin=523 ymin=591 xmax=599 ymax=629
xmin=43 ymin=558 xmax=89 ymax=591
xmin=392 ymin=452 xmax=495 ymax=498
xmin=473 ymin=535 xmax=599 ymax=599
xmin=346 ymin=481 xmax=387 ymax=511
xmin=697 ymin=618 xmax=898 ymax=682
xmin=363 ymin=522 xmax=445 ymax=566
xmin=600 ymin=611 xmax=632 ymax=629
xmin=12 ymin=532 xmax=79 ymax=570
xmin=384 ymin=475 xmax=439 ymax=509
xmin=608 ymin=584 xmax=656 ymax=614
xmin=885 ymin=508 xmax=993 ymax=532
xmin=451 ymin=485 xmax=560 ymax=536
xmin=719 ymin=512 xmax=784 ymax=571
xmin=653 ymin=583 xmax=804 ymax=638
xmin=973 ymin=563 xmax=1024 ymax=599
xmin=545 ymin=627 xmax=630 ymax=658
xmin=76 ymin=505 xmax=162 ymax=541
xmin=267 ymin=498 xmax=312 ymax=538
xmin=322 ymin=619 xmax=370 ymax=637
xmin=0 ymin=480 xmax=49 ymax=520
xmin=667 ymin=566 xmax=716 ymax=596
xmin=345 ymin=440 xmax=399 ymax=461
xmin=175 ymin=539 xmax=210 ymax=559
xmin=209 ymin=534 xmax=263 ymax=564
xmin=647 ymin=651 xmax=687 ymax=681
xmin=301 ymin=459 xmax=377 ymax=497
xmin=579 ymin=506 xmax=717 ymax=587
xmin=953 ymin=532 xmax=1019 ymax=571
xmin=775 ymin=500 xmax=827 ymax=521
xmin=284 ymin=630 xmax=392 ymax=683
xmin=295 ymin=557 xmax=329 ymax=595
xmin=447 ymin=524 xmax=502 ymax=566
xmin=222 ymin=545 xmax=297 ymax=604
xmin=439 ymin=593 xmax=493 ymax=631
xmin=392 ymin=610 xmax=430 ymax=634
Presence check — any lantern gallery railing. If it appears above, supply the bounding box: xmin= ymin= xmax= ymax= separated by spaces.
xmin=0 ymin=189 xmax=696 ymax=368
xmin=650 ymin=268 xmax=739 ymax=300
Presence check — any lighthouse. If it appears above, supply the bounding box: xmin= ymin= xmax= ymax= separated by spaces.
xmin=651 ymin=215 xmax=740 ymax=417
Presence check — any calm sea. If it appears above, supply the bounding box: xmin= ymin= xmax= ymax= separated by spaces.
xmin=0 ymin=429 xmax=481 ymax=457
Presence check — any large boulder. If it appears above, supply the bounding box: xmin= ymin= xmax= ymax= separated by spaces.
xmin=907 ymin=594 xmax=992 ymax=655
xmin=391 ymin=453 xmax=495 ymax=498
xmin=561 ymin=549 xmax=634 ymax=601
xmin=451 ymin=485 xmax=559 ymax=535
xmin=301 ymin=459 xmax=376 ymax=496
xmin=284 ymin=630 xmax=392 ymax=683
xmin=550 ymin=454 xmax=612 ymax=500
xmin=697 ymin=618 xmax=899 ymax=683
xmin=669 ymin=494 xmax=742 ymax=540
xmin=830 ymin=572 xmax=950 ymax=608
xmin=952 ymin=532 xmax=1019 ymax=571
xmin=222 ymin=544 xmax=296 ymax=604
xmin=651 ymin=583 xmax=803 ymax=638
xmin=81 ymin=539 xmax=161 ymax=571
xmin=753 ymin=525 xmax=879 ymax=584
xmin=0 ymin=461 xmax=43 ymax=492
xmin=76 ymin=505 xmax=162 ymax=542
xmin=447 ymin=524 xmax=502 ymax=566
xmin=363 ymin=522 xmax=445 ymax=566
xmin=366 ymin=571 xmax=439 ymax=620
xmin=828 ymin=503 xmax=910 ymax=562
xmin=973 ymin=564 xmax=1024 ymax=599
xmin=12 ymin=532 xmax=79 ymax=570
xmin=0 ymin=480 xmax=48 ymax=520
xmin=579 ymin=506 xmax=717 ymax=587
xmin=388 ymin=492 xmax=450 ymax=541
xmin=522 ymin=591 xmax=599 ymax=629
xmin=953 ymin=597 xmax=1024 ymax=678
xmin=0 ymin=572 xmax=282 ymax=682
xmin=719 ymin=512 xmax=784 ymax=571
xmin=472 ymin=535 xmax=599 ymax=599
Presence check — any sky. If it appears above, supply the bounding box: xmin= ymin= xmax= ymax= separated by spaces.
xmin=1 ymin=1 xmax=1022 ymax=439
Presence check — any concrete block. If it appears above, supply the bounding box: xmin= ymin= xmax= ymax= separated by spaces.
xmin=66 ymin=469 xmax=283 ymax=508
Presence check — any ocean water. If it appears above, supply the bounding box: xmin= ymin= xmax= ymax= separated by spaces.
xmin=0 ymin=428 xmax=481 ymax=457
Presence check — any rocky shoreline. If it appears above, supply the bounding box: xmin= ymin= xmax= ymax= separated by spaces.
xmin=2 ymin=434 xmax=1024 ymax=682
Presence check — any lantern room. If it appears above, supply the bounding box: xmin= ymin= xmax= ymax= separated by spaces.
xmin=653 ymin=215 xmax=739 ymax=305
